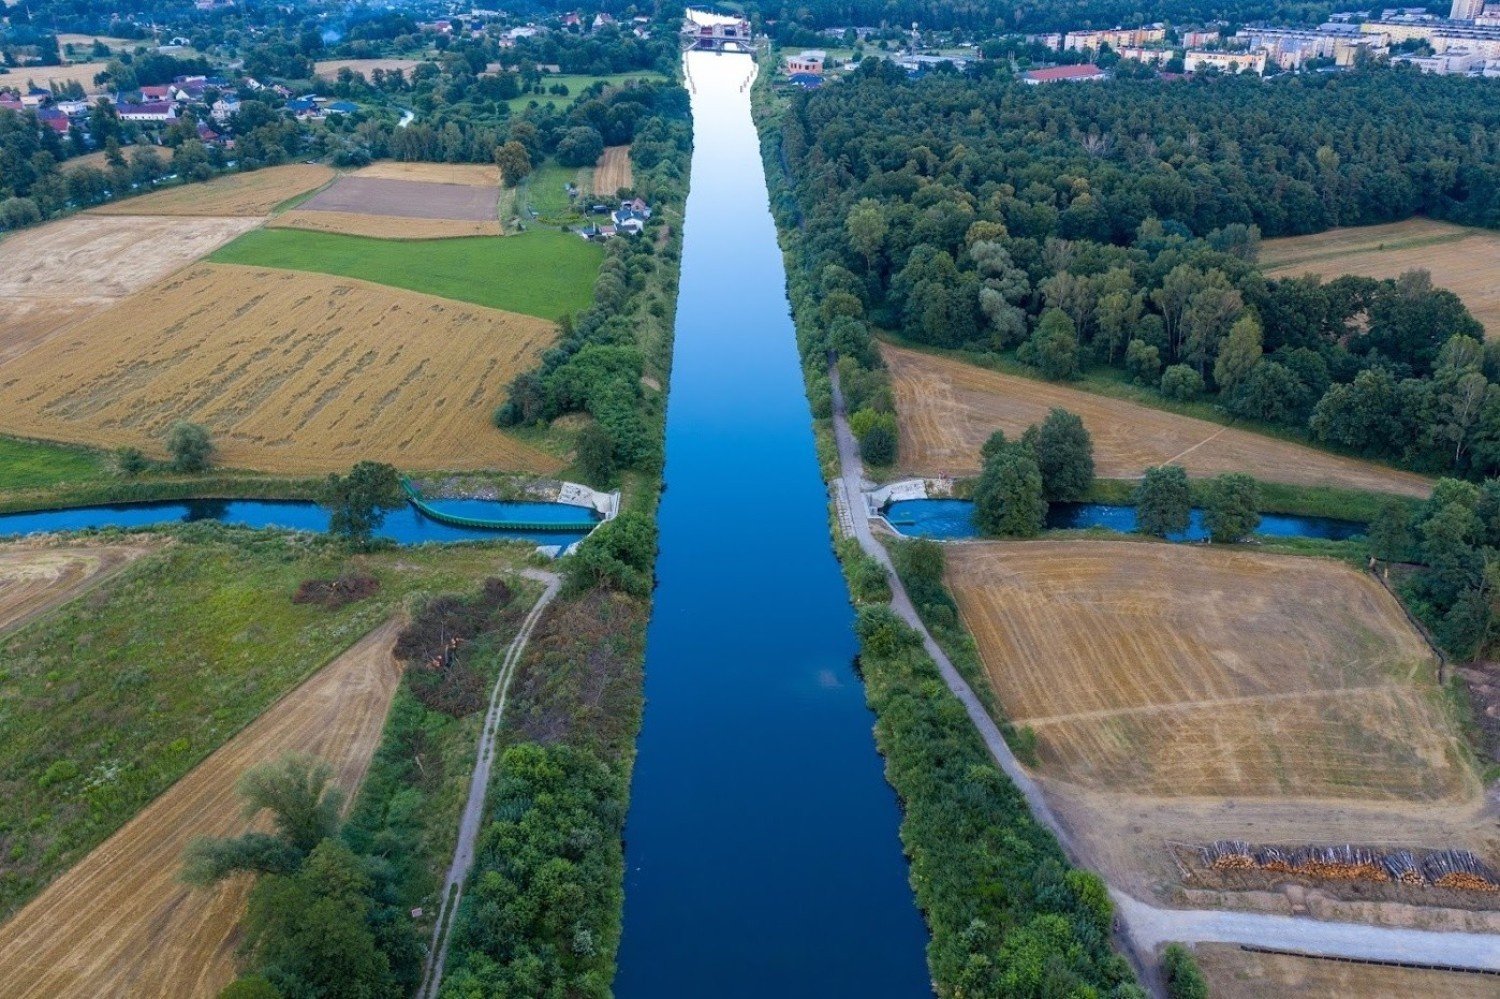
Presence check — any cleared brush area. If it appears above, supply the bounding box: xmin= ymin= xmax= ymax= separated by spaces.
xmin=593 ymin=145 xmax=633 ymax=195
xmin=0 ymin=543 xmax=147 ymax=635
xmin=269 ymin=210 xmax=501 ymax=239
xmin=0 ymin=214 xmax=260 ymax=363
xmin=1192 ymin=944 xmax=1499 ymax=998
xmin=0 ymin=618 xmax=406 ymax=998
xmin=91 ymin=164 xmax=335 ymax=216
xmin=1261 ymin=219 xmax=1500 ymax=337
xmin=945 ymin=540 xmax=1471 ymax=801
xmin=0 ymin=263 xmax=563 ymax=474
xmin=884 ymin=343 xmax=1431 ymax=498
xmin=0 ymin=535 xmax=525 ymax=924
xmin=352 ymin=161 xmax=499 ymax=187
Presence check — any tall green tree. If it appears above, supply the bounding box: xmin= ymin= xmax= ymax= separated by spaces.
xmin=166 ymin=420 xmax=213 ymax=472
xmin=1018 ymin=308 xmax=1079 ymax=380
xmin=973 ymin=446 xmax=1046 ymax=537
xmin=1022 ymin=408 xmax=1094 ymax=502
xmin=324 ymin=462 xmax=404 ymax=545
xmin=1201 ymin=473 xmax=1260 ymax=543
xmin=1135 ymin=465 xmax=1191 ymax=538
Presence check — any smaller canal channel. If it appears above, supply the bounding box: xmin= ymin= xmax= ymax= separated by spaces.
xmin=0 ymin=498 xmax=601 ymax=546
xmin=884 ymin=498 xmax=1367 ymax=543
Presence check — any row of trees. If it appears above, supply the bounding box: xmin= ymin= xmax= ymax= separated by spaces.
xmin=777 ymin=61 xmax=1500 ymax=476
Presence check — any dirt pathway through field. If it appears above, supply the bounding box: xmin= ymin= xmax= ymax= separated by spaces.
xmin=0 ymin=618 xmax=406 ymax=998
xmin=418 ymin=569 xmax=561 ymax=999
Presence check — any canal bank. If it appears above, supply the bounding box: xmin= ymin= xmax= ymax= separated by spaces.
xmin=615 ymin=52 xmax=931 ymax=996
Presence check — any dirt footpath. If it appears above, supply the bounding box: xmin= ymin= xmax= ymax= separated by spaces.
xmin=0 ymin=619 xmax=406 ymax=998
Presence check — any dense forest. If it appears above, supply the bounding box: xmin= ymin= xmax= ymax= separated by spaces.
xmin=773 ymin=61 xmax=1500 ymax=479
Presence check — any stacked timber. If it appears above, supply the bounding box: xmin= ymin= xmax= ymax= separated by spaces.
xmin=1423 ymin=851 xmax=1500 ymax=893
xmin=1202 ymin=841 xmax=1255 ymax=870
xmin=1381 ymin=851 xmax=1425 ymax=886
xmin=1199 ymin=842 xmax=1500 ymax=892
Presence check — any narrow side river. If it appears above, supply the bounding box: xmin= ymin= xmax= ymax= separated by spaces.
xmin=614 ymin=53 xmax=931 ymax=996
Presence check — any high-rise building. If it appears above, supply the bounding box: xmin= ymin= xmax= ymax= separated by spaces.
xmin=1452 ymin=0 xmax=1485 ymax=21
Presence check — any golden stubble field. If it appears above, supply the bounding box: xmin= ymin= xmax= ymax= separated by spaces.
xmin=91 ymin=163 xmax=335 ymax=217
xmin=352 ymin=161 xmax=500 ymax=186
xmin=946 ymin=540 xmax=1467 ymax=801
xmin=1261 ymin=218 xmax=1500 ymax=336
xmin=0 ymin=618 xmax=406 ymax=998
xmin=0 ymin=263 xmax=564 ymax=474
xmin=593 ymin=145 xmax=634 ymax=195
xmin=0 ymin=214 xmax=261 ymax=364
xmin=0 ymin=543 xmax=149 ymax=636
xmin=314 ymin=57 xmax=424 ymax=78
xmin=884 ymin=343 xmax=1432 ymax=498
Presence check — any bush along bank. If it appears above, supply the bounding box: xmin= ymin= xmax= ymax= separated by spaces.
xmin=758 ymin=58 xmax=1144 ymax=999
xmin=435 ymin=88 xmax=690 ymax=994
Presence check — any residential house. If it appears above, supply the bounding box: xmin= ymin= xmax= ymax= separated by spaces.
xmin=211 ymin=95 xmax=241 ymax=121
xmin=116 ymin=101 xmax=178 ymax=122
xmin=21 ymin=86 xmax=52 ymax=108
xmin=785 ymin=49 xmax=826 ymax=75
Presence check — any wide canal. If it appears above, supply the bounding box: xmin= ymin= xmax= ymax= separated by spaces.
xmin=614 ymin=52 xmax=931 ymax=996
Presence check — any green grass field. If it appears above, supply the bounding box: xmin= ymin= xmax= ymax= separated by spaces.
xmin=210 ymin=228 xmax=603 ymax=320
xmin=507 ymin=72 xmax=668 ymax=113
xmin=0 ymin=437 xmax=106 ymax=492
xmin=0 ymin=529 xmax=527 ymax=920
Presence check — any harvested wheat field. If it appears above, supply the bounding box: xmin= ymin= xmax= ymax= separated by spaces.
xmin=594 ymin=145 xmax=633 ymax=195
xmin=298 ymin=175 xmax=500 ymax=221
xmin=314 ymin=57 xmax=423 ymax=78
xmin=1192 ymin=944 xmax=1499 ymax=998
xmin=23 ymin=60 xmax=112 ymax=91
xmin=0 ymin=618 xmax=405 ymax=998
xmin=0 ymin=263 xmax=562 ymax=474
xmin=269 ymin=209 xmax=501 ymax=238
xmin=946 ymin=540 xmax=1470 ymax=801
xmin=352 ymin=161 xmax=500 ymax=187
xmin=1261 ymin=219 xmax=1500 ymax=336
xmin=0 ymin=214 xmax=260 ymax=363
xmin=91 ymin=163 xmax=335 ymax=216
xmin=884 ymin=343 xmax=1431 ymax=498
xmin=0 ymin=543 xmax=148 ymax=635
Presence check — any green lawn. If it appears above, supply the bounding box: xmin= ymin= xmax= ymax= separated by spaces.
xmin=0 ymin=530 xmax=526 ymax=920
xmin=209 ymin=228 xmax=603 ymax=321
xmin=507 ymin=72 xmax=668 ymax=113
xmin=0 ymin=437 xmax=106 ymax=492
xmin=519 ymin=161 xmax=588 ymax=224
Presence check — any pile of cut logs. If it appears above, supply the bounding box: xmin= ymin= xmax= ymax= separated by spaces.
xmin=1200 ymin=841 xmax=1499 ymax=892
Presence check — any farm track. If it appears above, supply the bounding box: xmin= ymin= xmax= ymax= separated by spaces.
xmin=829 ymin=365 xmax=1500 ymax=980
xmin=0 ymin=263 xmax=563 ymax=475
xmin=0 ymin=543 xmax=150 ymax=637
xmin=883 ymin=342 xmax=1432 ymax=498
xmin=0 ymin=618 xmax=406 ymax=998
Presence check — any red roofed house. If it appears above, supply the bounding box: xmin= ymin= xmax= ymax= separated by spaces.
xmin=140 ymin=84 xmax=172 ymax=100
xmin=1023 ymin=63 xmax=1107 ymax=84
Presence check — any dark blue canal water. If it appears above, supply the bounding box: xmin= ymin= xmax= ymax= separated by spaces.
xmin=885 ymin=498 xmax=1366 ymax=543
xmin=614 ymin=54 xmax=931 ymax=997
xmin=0 ymin=498 xmax=596 ymax=546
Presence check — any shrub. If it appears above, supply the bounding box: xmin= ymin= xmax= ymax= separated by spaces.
xmin=115 ymin=447 xmax=149 ymax=477
xmin=1159 ymin=364 xmax=1204 ymax=401
xmin=165 ymin=421 xmax=213 ymax=472
xmin=1017 ymin=308 xmax=1079 ymax=380
xmin=1124 ymin=338 xmax=1161 ymax=384
xmin=1161 ymin=944 xmax=1209 ymax=999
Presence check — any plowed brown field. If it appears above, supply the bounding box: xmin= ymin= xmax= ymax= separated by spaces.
xmin=1261 ymin=218 xmax=1500 ymax=336
xmin=0 ymin=215 xmax=260 ymax=363
xmin=946 ymin=540 xmax=1469 ymax=801
xmin=1193 ymin=943 xmax=1499 ymax=998
xmin=0 ymin=263 xmax=562 ymax=474
xmin=884 ymin=343 xmax=1431 ymax=498
xmin=0 ymin=618 xmax=405 ymax=998
xmin=0 ymin=544 xmax=148 ymax=635
xmin=269 ymin=209 xmax=502 ymax=239
xmin=91 ymin=164 xmax=335 ymax=216
xmin=593 ymin=146 xmax=633 ymax=195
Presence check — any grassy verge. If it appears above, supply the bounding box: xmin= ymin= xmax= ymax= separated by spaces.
xmin=0 ymin=470 xmax=325 ymax=515
xmin=209 ymin=228 xmax=603 ymax=320
xmin=0 ymin=437 xmax=107 ymax=493
xmin=0 ymin=527 xmax=528 ymax=920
